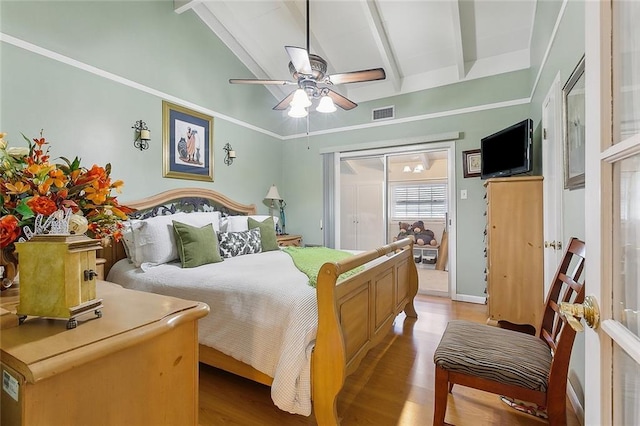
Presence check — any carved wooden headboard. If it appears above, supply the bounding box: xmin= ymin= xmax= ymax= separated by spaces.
xmin=100 ymin=188 xmax=256 ymax=277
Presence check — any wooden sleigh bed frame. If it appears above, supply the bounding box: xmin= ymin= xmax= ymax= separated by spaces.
xmin=99 ymin=188 xmax=418 ymax=425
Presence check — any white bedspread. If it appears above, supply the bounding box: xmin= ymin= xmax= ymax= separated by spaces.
xmin=107 ymin=250 xmax=316 ymax=416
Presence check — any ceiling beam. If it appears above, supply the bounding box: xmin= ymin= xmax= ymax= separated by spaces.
xmin=189 ymin=2 xmax=285 ymax=101
xmin=173 ymin=0 xmax=200 ymax=15
xmin=360 ymin=0 xmax=401 ymax=92
xmin=451 ymin=0 xmax=466 ymax=80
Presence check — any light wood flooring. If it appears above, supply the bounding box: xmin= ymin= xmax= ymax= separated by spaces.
xmin=198 ymin=295 xmax=581 ymax=426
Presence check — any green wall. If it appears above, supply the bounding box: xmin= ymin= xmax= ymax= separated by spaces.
xmin=0 ymin=1 xmax=282 ymax=209
xmin=1 ymin=0 xmax=586 ymax=412
xmin=528 ymin=0 xmax=586 ymax=409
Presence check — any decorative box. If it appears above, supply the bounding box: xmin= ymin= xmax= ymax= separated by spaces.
xmin=15 ymin=235 xmax=104 ymax=329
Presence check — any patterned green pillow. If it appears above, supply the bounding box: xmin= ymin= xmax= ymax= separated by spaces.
xmin=248 ymin=216 xmax=279 ymax=252
xmin=172 ymin=221 xmax=223 ymax=268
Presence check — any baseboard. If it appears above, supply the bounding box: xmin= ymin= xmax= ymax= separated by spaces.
xmin=567 ymin=380 xmax=584 ymax=425
xmin=451 ymin=294 xmax=486 ymax=304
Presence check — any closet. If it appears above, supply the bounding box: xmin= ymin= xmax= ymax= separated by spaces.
xmin=340 ymin=182 xmax=384 ymax=250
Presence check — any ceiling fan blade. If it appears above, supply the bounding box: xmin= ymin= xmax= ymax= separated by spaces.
xmin=285 ymin=46 xmax=312 ymax=75
xmin=229 ymin=79 xmax=295 ymax=86
xmin=272 ymin=90 xmax=296 ymax=111
xmin=326 ymin=89 xmax=358 ymax=110
xmin=328 ymin=68 xmax=386 ymax=85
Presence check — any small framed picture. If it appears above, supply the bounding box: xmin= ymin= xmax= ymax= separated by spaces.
xmin=563 ymin=55 xmax=585 ymax=190
xmin=162 ymin=100 xmax=214 ymax=181
xmin=462 ymin=149 xmax=481 ymax=178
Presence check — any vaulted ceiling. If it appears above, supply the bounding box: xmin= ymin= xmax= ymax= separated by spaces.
xmin=177 ymin=0 xmax=536 ymax=108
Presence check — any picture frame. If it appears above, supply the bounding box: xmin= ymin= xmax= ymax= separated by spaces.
xmin=562 ymin=55 xmax=585 ymax=190
xmin=162 ymin=100 xmax=214 ymax=182
xmin=462 ymin=149 xmax=481 ymax=178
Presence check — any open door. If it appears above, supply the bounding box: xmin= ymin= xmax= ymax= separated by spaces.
xmin=584 ymin=1 xmax=640 ymax=424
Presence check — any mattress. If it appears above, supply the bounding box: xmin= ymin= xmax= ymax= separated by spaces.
xmin=107 ymin=250 xmax=317 ymax=416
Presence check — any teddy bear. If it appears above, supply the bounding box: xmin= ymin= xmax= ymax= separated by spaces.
xmin=411 ymin=220 xmax=437 ymax=246
xmin=394 ymin=222 xmax=412 ymax=242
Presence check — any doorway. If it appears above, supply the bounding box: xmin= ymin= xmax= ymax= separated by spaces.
xmin=336 ymin=145 xmax=453 ymax=297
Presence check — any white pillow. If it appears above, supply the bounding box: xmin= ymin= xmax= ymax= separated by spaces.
xmin=121 ymin=219 xmax=143 ymax=265
xmin=222 ymin=215 xmax=279 ymax=232
xmin=178 ymin=211 xmax=222 ymax=232
xmin=131 ymin=212 xmax=189 ymax=268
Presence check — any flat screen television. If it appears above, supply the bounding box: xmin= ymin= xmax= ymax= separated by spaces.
xmin=480 ymin=118 xmax=533 ymax=179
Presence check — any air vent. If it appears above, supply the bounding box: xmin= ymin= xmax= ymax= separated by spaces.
xmin=372 ymin=106 xmax=395 ymax=121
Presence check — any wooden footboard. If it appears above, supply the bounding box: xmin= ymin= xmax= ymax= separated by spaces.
xmin=313 ymin=237 xmax=418 ymax=425
xmin=100 ymin=188 xmax=418 ymax=424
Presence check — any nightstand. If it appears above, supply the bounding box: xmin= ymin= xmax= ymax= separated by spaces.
xmin=277 ymin=234 xmax=302 ymax=247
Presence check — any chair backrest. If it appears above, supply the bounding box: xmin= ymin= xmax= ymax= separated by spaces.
xmin=538 ymin=237 xmax=586 ymax=393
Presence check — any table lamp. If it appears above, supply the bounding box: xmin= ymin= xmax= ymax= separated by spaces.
xmin=264 ymin=184 xmax=282 ymax=219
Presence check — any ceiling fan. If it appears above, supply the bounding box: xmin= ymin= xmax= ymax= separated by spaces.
xmin=228 ymin=0 xmax=386 ymax=117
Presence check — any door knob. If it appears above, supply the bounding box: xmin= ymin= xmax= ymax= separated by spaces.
xmin=559 ymin=295 xmax=600 ymax=332
xmin=546 ymin=240 xmax=562 ymax=250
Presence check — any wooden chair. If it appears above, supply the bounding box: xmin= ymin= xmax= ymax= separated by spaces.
xmin=433 ymin=237 xmax=586 ymax=426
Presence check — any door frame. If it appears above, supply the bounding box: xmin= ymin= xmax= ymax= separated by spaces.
xmin=333 ymin=141 xmax=458 ymax=298
xmin=541 ymin=72 xmax=565 ymax=298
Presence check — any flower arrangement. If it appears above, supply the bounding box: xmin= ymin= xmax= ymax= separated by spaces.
xmin=0 ymin=131 xmax=133 ymax=249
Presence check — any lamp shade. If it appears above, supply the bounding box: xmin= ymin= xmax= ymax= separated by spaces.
xmin=290 ymin=88 xmax=312 ymax=108
xmin=316 ymin=95 xmax=337 ymax=113
xmin=265 ymin=185 xmax=282 ymax=201
xmin=288 ymin=104 xmax=308 ymax=118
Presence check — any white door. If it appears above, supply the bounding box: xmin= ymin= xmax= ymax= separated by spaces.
xmin=338 ymin=157 xmax=384 ymax=251
xmin=541 ymin=73 xmax=565 ymax=297
xmin=355 ymin=183 xmax=384 ymax=250
xmin=584 ymin=1 xmax=640 ymax=424
xmin=340 ymin=184 xmax=357 ymax=249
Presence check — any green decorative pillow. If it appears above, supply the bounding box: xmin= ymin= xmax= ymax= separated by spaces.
xmin=172 ymin=221 xmax=223 ymax=268
xmin=248 ymin=216 xmax=279 ymax=252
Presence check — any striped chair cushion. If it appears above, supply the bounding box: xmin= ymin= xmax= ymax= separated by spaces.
xmin=433 ymin=320 xmax=552 ymax=392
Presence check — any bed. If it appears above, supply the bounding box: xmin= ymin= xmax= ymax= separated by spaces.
xmin=100 ymin=187 xmax=418 ymax=425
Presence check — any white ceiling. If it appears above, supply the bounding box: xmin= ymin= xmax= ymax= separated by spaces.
xmin=179 ymin=0 xmax=536 ymax=108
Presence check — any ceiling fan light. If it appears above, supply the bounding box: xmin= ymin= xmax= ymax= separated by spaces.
xmin=316 ymin=95 xmax=337 ymax=113
xmin=290 ymin=88 xmax=312 ymax=108
xmin=402 ymin=165 xmax=412 ymax=173
xmin=288 ymin=104 xmax=308 ymax=118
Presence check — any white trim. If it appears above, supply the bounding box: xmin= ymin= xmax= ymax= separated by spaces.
xmin=567 ymin=380 xmax=585 ymax=426
xmin=529 ymin=0 xmax=569 ymax=99
xmin=321 ymin=133 xmax=461 ymax=155
xmin=602 ymin=320 xmax=640 ymax=365
xmin=287 ymin=98 xmax=530 ymax=140
xmin=2 ymin=32 xmax=530 ymax=140
xmin=0 ymin=32 xmax=282 ymax=141
xmin=451 ymin=294 xmax=486 ymax=304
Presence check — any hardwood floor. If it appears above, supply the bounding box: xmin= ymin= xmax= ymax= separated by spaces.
xmin=198 ymin=295 xmax=581 ymax=425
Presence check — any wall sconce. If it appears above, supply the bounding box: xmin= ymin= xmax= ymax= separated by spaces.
xmin=223 ymin=143 xmax=236 ymax=166
xmin=132 ymin=120 xmax=150 ymax=151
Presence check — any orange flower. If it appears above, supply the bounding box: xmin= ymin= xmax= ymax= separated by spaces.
xmin=4 ymin=181 xmax=30 ymax=195
xmin=48 ymin=169 xmax=67 ymax=188
xmin=0 ymin=132 xmax=131 ymax=247
xmin=0 ymin=215 xmax=20 ymax=249
xmin=26 ymin=195 xmax=57 ymax=216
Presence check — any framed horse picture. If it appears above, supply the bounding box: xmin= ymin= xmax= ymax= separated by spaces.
xmin=162 ymin=101 xmax=214 ymax=182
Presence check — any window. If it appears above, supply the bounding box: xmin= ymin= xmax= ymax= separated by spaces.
xmin=391 ymin=182 xmax=447 ymax=220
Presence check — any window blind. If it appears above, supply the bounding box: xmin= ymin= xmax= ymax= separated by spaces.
xmin=392 ymin=183 xmax=447 ymax=219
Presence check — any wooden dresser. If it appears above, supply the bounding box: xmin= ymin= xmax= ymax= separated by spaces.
xmin=484 ymin=176 xmax=544 ymax=334
xmin=1 ymin=281 xmax=209 ymax=425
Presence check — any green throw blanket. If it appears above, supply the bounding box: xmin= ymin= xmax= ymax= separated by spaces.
xmin=282 ymin=246 xmax=364 ymax=287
